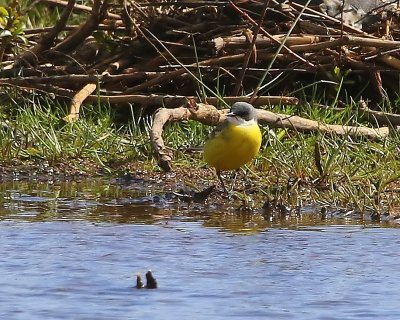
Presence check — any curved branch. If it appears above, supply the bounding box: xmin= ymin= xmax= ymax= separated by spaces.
xmin=64 ymin=83 xmax=97 ymax=122
xmin=150 ymin=101 xmax=390 ymax=172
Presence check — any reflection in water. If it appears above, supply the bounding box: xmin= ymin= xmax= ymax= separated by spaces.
xmin=1 ymin=180 xmax=400 ymax=319
xmin=0 ymin=179 xmax=396 ymax=229
xmin=0 ymin=179 xmax=163 ymax=224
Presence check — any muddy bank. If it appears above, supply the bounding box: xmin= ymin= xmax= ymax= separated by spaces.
xmin=0 ymin=158 xmax=216 ymax=191
xmin=1 ymin=158 xmax=399 ymax=224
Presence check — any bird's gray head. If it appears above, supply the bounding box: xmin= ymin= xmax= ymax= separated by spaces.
xmin=228 ymin=102 xmax=257 ymax=121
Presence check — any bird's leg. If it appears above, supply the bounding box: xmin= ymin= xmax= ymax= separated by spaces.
xmin=229 ymin=169 xmax=240 ymax=193
xmin=216 ymin=169 xmax=228 ymax=193
xmin=242 ymin=167 xmax=251 ymax=186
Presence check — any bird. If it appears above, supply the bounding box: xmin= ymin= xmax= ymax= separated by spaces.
xmin=203 ymin=102 xmax=262 ymax=192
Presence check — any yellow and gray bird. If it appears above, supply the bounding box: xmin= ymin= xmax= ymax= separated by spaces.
xmin=203 ymin=102 xmax=262 ymax=192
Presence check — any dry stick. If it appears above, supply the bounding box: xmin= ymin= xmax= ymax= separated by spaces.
xmin=278 ymin=36 xmax=400 ymax=63
xmin=39 ymin=0 xmax=121 ymax=19
xmin=135 ymin=1 xmax=229 ymax=7
xmin=150 ymin=102 xmax=389 ymax=172
xmin=0 ymin=73 xmax=299 ymax=105
xmin=125 ymin=53 xmax=246 ymax=93
xmin=121 ymin=2 xmax=182 ymax=77
xmin=251 ymin=0 xmax=314 ymax=101
xmin=341 ymin=36 xmax=400 ymax=49
xmin=52 ymin=0 xmax=109 ymax=54
xmin=56 ymin=0 xmax=110 ymax=121
xmin=64 ymin=83 xmax=98 ymax=122
xmin=339 ymin=0 xmax=345 ymax=63
xmin=0 ymin=74 xmax=299 ymax=106
xmin=365 ymin=46 xmax=400 ymax=60
xmin=358 ymin=103 xmax=400 ymax=127
xmin=378 ymin=55 xmax=400 ymax=70
xmin=2 ymin=73 xmax=299 ymax=108
xmin=233 ymin=1 xmax=270 ymax=95
xmin=298 ymin=20 xmax=344 ymax=36
xmin=289 ymin=2 xmax=369 ymax=36
xmin=15 ymin=0 xmax=76 ymax=67
xmin=84 ymin=94 xmax=298 ymax=106
xmin=218 ymin=34 xmax=322 ymax=50
xmin=229 ymin=1 xmax=315 ymax=69
xmin=0 ymin=73 xmax=166 ymax=87
xmin=231 ymin=35 xmax=400 ymax=53
xmin=320 ymin=100 xmax=400 ymax=127
xmin=317 ymin=101 xmax=400 ymax=127
xmin=0 ymin=74 xmax=99 ymax=85
xmin=257 ymin=110 xmax=388 ymax=139
xmin=23 ymin=24 xmax=125 ymax=35
xmin=150 ymin=103 xmax=225 ymax=172
xmin=65 ymin=70 xmax=112 ymax=122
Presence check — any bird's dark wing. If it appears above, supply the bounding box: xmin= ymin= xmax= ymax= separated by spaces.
xmin=207 ymin=120 xmax=230 ymax=140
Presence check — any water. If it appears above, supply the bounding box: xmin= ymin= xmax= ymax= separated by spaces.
xmin=1 ymin=179 xmax=400 ymax=319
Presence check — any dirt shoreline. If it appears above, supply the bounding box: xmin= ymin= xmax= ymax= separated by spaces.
xmin=0 ymin=158 xmax=216 ymax=187
xmin=2 ymin=158 xmax=400 ymax=221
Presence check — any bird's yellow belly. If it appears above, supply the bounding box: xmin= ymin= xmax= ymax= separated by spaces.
xmin=203 ymin=122 xmax=262 ymax=171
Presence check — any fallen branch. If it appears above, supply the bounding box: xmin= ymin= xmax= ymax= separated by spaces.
xmin=150 ymin=101 xmax=389 ymax=171
xmin=64 ymin=83 xmax=98 ymax=122
xmin=358 ymin=101 xmax=400 ymax=127
xmin=257 ymin=110 xmax=389 ymax=139
xmin=315 ymin=101 xmax=400 ymax=127
xmin=85 ymin=94 xmax=299 ymax=107
xmin=0 ymin=77 xmax=299 ymax=107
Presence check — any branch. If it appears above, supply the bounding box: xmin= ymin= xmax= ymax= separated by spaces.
xmin=64 ymin=83 xmax=98 ymax=122
xmin=16 ymin=0 xmax=76 ymax=67
xmin=150 ymin=102 xmax=389 ymax=171
xmin=52 ymin=0 xmax=109 ymax=53
xmin=84 ymin=94 xmax=299 ymax=107
xmin=39 ymin=0 xmax=121 ymax=18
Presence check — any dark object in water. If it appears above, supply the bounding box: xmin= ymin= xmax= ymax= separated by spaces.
xmin=136 ymin=270 xmax=158 ymax=289
xmin=136 ymin=273 xmax=145 ymax=289
xmin=146 ymin=270 xmax=158 ymax=289
xmin=173 ymin=185 xmax=216 ymax=203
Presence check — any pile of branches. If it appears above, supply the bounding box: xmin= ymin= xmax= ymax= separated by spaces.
xmin=2 ymin=0 xmax=400 ymax=111
xmin=2 ymin=0 xmax=400 ymax=169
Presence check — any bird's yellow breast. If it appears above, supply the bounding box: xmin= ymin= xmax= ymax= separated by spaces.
xmin=203 ymin=122 xmax=262 ymax=171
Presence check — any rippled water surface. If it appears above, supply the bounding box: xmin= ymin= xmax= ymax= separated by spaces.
xmin=1 ymin=179 xmax=400 ymax=319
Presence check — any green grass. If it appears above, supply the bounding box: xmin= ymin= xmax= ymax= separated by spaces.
xmin=1 ymin=0 xmax=93 ymax=29
xmin=1 ymin=0 xmax=400 ymax=214
xmin=1 ymin=86 xmax=400 ymax=214
xmin=0 ymin=93 xmax=153 ymax=172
